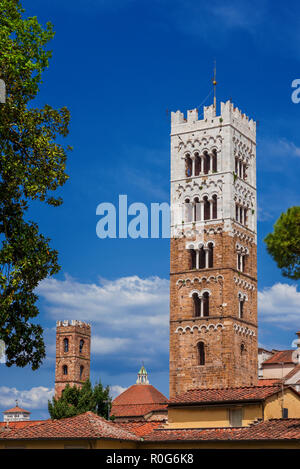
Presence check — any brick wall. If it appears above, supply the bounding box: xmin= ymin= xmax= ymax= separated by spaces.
xmin=169 ymin=224 xmax=258 ymax=397
xmin=55 ymin=322 xmax=91 ymax=399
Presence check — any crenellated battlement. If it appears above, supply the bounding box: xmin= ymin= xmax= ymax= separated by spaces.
xmin=171 ymin=100 xmax=256 ymax=138
xmin=56 ymin=320 xmax=91 ymax=329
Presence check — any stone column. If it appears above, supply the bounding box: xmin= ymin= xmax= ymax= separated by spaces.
xmin=195 ymin=249 xmax=200 ymax=270
xmin=195 ymin=200 xmax=201 ymax=221
xmin=192 ymin=157 xmax=195 ymax=177
xmin=200 ymin=200 xmax=204 ymax=221
xmin=204 ymin=247 xmax=210 ymax=268
xmin=209 ymin=200 xmax=213 ymax=220
xmin=241 ymin=254 xmax=245 ymax=272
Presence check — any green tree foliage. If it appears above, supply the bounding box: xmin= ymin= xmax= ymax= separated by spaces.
xmin=48 ymin=380 xmax=112 ymax=420
xmin=0 ymin=1 xmax=71 ymax=369
xmin=264 ymin=206 xmax=300 ymax=280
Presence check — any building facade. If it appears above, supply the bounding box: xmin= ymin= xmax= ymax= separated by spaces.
xmin=54 ymin=320 xmax=91 ymax=398
xmin=169 ymin=101 xmax=258 ymax=397
xmin=3 ymin=405 xmax=30 ymax=422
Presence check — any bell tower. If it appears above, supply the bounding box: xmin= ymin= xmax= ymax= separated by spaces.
xmin=55 ymin=320 xmax=91 ymax=399
xmin=169 ymin=100 xmax=258 ymax=398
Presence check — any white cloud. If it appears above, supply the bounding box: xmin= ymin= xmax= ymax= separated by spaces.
xmin=209 ymin=2 xmax=265 ymax=31
xmin=0 ymin=386 xmax=54 ymax=411
xmin=37 ymin=275 xmax=169 ymax=323
xmin=257 ymin=203 xmax=273 ymax=222
xmin=259 ymin=138 xmax=300 ymax=160
xmin=38 ymin=275 xmax=300 ymax=369
xmin=37 ymin=275 xmax=169 ymax=372
xmin=258 ymin=283 xmax=300 ymax=324
xmin=110 ymin=385 xmax=127 ymax=399
xmin=170 ymin=0 xmax=267 ymax=40
xmin=92 ymin=336 xmax=132 ymax=355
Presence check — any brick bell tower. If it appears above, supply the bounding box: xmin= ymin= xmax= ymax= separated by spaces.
xmin=169 ymin=100 xmax=258 ymax=398
xmin=55 ymin=320 xmax=91 ymax=399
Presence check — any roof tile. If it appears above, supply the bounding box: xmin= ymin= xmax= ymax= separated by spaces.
xmin=0 ymin=412 xmax=138 ymax=441
xmin=169 ymin=385 xmax=284 ymax=405
xmin=111 ymin=384 xmax=168 ymax=418
xmin=3 ymin=406 xmax=30 ymax=414
xmin=145 ymin=419 xmax=300 ymax=442
xmin=263 ymin=350 xmax=294 ymax=365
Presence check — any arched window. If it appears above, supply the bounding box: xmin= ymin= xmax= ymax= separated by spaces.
xmin=63 ymin=338 xmax=69 ymax=353
xmin=244 ymin=208 xmax=247 ymax=226
xmin=199 ymin=246 xmax=206 ymax=269
xmin=63 ymin=365 xmax=68 ymax=375
xmin=237 ymin=253 xmax=242 ymax=271
xmin=190 ymin=249 xmax=196 ymax=269
xmin=236 ymin=204 xmax=239 ymax=221
xmin=184 ymin=198 xmax=193 ymax=223
xmin=239 ymin=160 xmax=242 ymax=178
xmin=212 ymin=149 xmax=217 ymax=172
xmin=197 ymin=342 xmax=205 ymax=365
xmin=242 ymin=254 xmax=246 ymax=272
xmin=203 ymin=152 xmax=210 ymax=174
xmin=193 ymin=293 xmax=201 ymax=317
xmin=193 ymin=197 xmax=201 ymax=221
xmin=79 ymin=339 xmax=84 ymax=354
xmin=185 ymin=155 xmax=192 ymax=177
xmin=208 ymin=242 xmax=214 ymax=268
xmin=238 ymin=252 xmax=247 ymax=272
xmin=203 ymin=197 xmax=210 ymax=220
xmin=195 ymin=154 xmax=201 ymax=176
xmin=203 ymin=292 xmax=209 ymax=317
xmin=241 ymin=343 xmax=245 ymax=355
xmin=239 ymin=295 xmax=245 ymax=319
xmin=80 ymin=365 xmax=84 ymax=379
xmin=212 ymin=195 xmax=217 ymax=219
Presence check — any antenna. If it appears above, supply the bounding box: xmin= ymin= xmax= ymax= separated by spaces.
xmin=212 ymin=60 xmax=217 ymax=110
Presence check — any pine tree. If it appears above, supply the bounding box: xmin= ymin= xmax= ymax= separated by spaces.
xmin=265 ymin=206 xmax=300 ymax=280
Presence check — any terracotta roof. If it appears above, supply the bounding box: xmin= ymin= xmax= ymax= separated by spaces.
xmin=0 ymin=412 xmax=138 ymax=441
xmin=0 ymin=420 xmax=46 ymax=429
xmin=284 ymin=364 xmax=300 ymax=381
xmin=3 ymin=414 xmax=300 ymax=443
xmin=169 ymin=385 xmax=284 ymax=405
xmin=263 ymin=350 xmax=294 ymax=365
xmin=112 ymin=384 xmax=167 ymax=406
xmin=257 ymin=379 xmax=281 ymax=386
xmin=3 ymin=406 xmax=30 ymax=414
xmin=111 ymin=403 xmax=168 ymax=418
xmin=111 ymin=384 xmax=168 ymax=418
xmin=116 ymin=421 xmax=163 ymax=437
xmin=145 ymin=419 xmax=300 ymax=442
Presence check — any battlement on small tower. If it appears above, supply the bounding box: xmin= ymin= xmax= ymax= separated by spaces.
xmin=56 ymin=320 xmax=91 ymax=329
xmin=171 ymin=100 xmax=256 ymax=140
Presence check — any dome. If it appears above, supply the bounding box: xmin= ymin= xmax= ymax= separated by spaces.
xmin=111 ymin=368 xmax=168 ymax=421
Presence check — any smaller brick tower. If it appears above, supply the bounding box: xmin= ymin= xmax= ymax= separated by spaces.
xmin=54 ymin=320 xmax=91 ymax=399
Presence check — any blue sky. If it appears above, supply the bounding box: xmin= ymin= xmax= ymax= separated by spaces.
xmin=1 ymin=0 xmax=300 ymax=420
